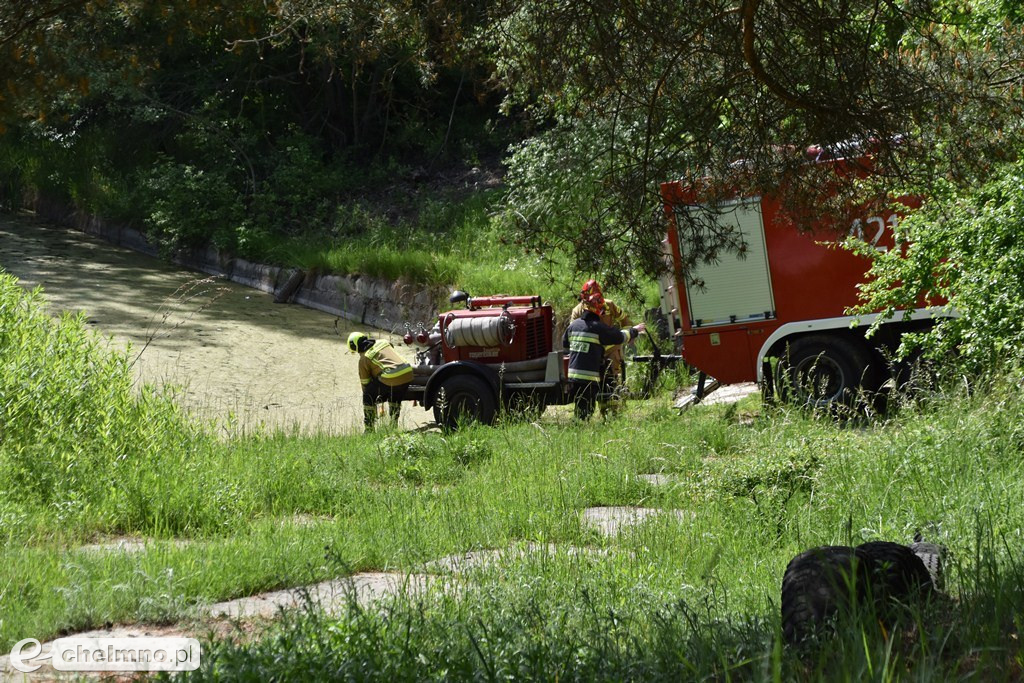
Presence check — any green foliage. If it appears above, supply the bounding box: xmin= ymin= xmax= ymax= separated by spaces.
xmin=0 ymin=135 xmax=28 ymax=211
xmin=133 ymin=114 xmax=357 ymax=255
xmin=4 ymin=0 xmax=1024 ymax=322
xmin=502 ymin=118 xmax=665 ymax=290
xmin=249 ymin=128 xmax=344 ymax=233
xmin=0 ymin=0 xmax=510 ymax=267
xmin=142 ymin=157 xmax=248 ymax=252
xmin=181 ymin=562 xmax=779 ymax=682
xmin=491 ymin=0 xmax=1024 ymax=287
xmin=180 ymin=533 xmax=1024 ymax=682
xmin=244 ymin=186 xmax=582 ymax=299
xmin=376 ymin=433 xmax=493 ymax=483
xmin=0 ymin=272 xmax=205 ymax=533
xmin=853 ymin=159 xmax=1024 ymax=371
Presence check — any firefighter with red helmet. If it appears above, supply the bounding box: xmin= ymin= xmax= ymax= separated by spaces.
xmin=568 ymin=279 xmax=636 ymax=413
xmin=347 ymin=331 xmax=413 ymax=431
xmin=563 ymin=284 xmax=646 ymax=420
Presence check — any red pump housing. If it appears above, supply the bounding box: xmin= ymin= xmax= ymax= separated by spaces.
xmin=439 ymin=295 xmax=554 ymax=364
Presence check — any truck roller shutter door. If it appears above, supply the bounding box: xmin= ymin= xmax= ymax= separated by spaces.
xmin=681 ymin=198 xmax=775 ymax=327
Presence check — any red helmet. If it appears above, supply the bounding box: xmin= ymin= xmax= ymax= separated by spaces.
xmin=581 ymin=279 xmax=605 ymax=315
xmin=581 ymin=279 xmax=603 ymax=299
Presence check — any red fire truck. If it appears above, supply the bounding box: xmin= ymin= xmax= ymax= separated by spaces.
xmin=658 ymin=148 xmax=948 ymax=407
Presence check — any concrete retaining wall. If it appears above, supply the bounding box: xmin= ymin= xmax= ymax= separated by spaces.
xmin=30 ymin=196 xmax=444 ymax=330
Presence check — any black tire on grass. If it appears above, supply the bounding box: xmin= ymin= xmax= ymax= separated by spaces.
xmin=781 ymin=545 xmax=868 ymax=644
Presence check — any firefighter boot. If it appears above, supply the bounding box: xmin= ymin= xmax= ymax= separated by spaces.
xmin=598 ymin=396 xmax=623 ymax=417
xmin=598 ymin=394 xmax=624 ymax=417
xmin=601 ymin=371 xmax=628 ymax=416
xmin=363 ymin=405 xmax=377 ymax=431
xmin=388 ymin=401 xmax=402 ymax=426
xmin=598 ymin=360 xmax=625 ymax=417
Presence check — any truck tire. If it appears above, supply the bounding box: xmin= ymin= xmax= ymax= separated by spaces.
xmin=433 ymin=374 xmax=497 ymax=431
xmin=776 ymin=334 xmax=874 ymax=409
xmin=781 ymin=545 xmax=868 ymax=644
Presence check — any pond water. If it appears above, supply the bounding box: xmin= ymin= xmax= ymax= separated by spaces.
xmin=0 ymin=214 xmax=433 ymax=434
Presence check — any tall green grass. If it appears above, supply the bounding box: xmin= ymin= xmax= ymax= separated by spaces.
xmin=280 ymin=241 xmax=460 ymax=286
xmin=4 ymin=269 xmax=1024 ymax=679
xmin=246 ymin=190 xmax=601 ymax=313
xmin=171 ymin=381 xmax=1024 ymax=681
xmin=0 ymin=272 xmax=209 ymax=541
xmin=4 ymin=372 xmax=1024 ymax=668
xmin=180 ymin=528 xmax=1024 ymax=682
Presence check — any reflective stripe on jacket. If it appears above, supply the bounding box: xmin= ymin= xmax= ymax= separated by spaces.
xmin=569 ymin=299 xmax=635 ymax=360
xmin=358 ymin=340 xmax=413 ymax=387
xmin=562 ymin=311 xmax=637 ymax=383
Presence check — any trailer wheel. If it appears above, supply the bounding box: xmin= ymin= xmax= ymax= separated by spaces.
xmin=781 ymin=545 xmax=867 ymax=644
xmin=777 ymin=334 xmax=874 ymax=408
xmin=433 ymin=375 xmax=496 ymax=431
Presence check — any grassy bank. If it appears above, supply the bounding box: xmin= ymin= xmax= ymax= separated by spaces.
xmin=3 ymin=271 xmax=1024 ymax=679
xmin=5 ymin=380 xmax=1022 ymax=679
xmin=244 ymin=190 xmax=658 ymax=315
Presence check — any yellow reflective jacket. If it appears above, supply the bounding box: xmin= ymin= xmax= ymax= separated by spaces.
xmin=569 ymin=299 xmax=633 ymax=329
xmin=358 ymin=340 xmax=413 ymax=387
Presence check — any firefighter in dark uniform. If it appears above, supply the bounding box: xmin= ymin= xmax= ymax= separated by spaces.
xmin=348 ymin=331 xmax=413 ymax=430
xmin=568 ymin=279 xmax=635 ymax=413
xmin=562 ymin=288 xmax=646 ymax=420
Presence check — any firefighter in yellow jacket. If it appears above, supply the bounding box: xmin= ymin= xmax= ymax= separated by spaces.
xmin=568 ymin=280 xmax=634 ymax=412
xmin=347 ymin=331 xmax=413 ymax=430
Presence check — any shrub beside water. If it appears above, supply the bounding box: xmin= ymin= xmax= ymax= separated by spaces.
xmin=0 ymin=272 xmax=207 ymax=536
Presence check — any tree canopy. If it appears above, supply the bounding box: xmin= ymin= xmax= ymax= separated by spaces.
xmin=491 ymin=0 xmax=1024 ymax=287
xmin=1 ymin=0 xmax=1022 ymax=309
xmin=0 ymin=0 xmax=503 ymax=249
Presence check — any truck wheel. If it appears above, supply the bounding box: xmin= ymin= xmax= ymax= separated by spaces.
xmin=781 ymin=545 xmax=867 ymax=644
xmin=433 ymin=375 xmax=496 ymax=431
xmin=777 ymin=334 xmax=874 ymax=409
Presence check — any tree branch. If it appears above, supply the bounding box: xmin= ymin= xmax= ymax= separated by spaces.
xmin=0 ymin=1 xmax=88 ymax=50
xmin=740 ymin=0 xmax=840 ymax=115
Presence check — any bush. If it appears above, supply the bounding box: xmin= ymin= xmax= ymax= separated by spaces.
xmin=855 ymin=159 xmax=1024 ymax=372
xmin=0 ymin=272 xmax=205 ymax=530
xmin=142 ymin=157 xmax=248 ymax=253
